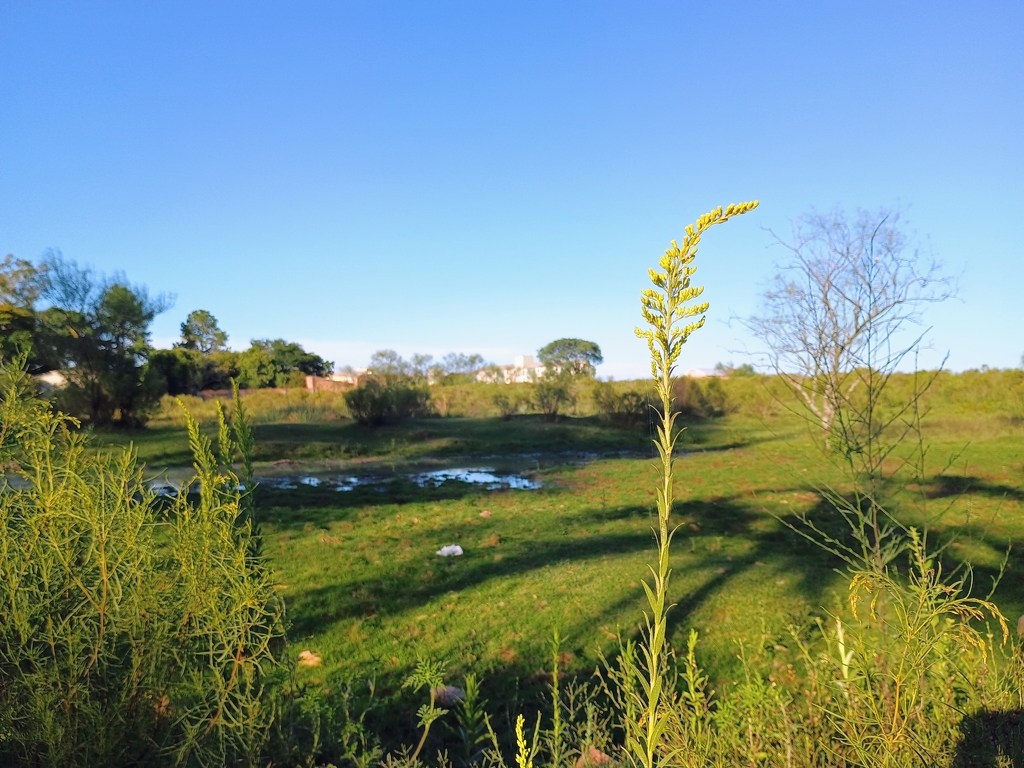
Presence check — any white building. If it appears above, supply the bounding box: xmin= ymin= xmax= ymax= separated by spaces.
xmin=683 ymin=367 xmax=727 ymax=379
xmin=328 ymin=369 xmax=368 ymax=386
xmin=476 ymin=355 xmax=549 ymax=384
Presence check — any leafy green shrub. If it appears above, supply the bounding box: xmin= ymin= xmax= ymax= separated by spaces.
xmin=670 ymin=377 xmax=714 ymax=419
xmin=534 ymin=380 xmax=573 ymax=422
xmin=593 ymin=381 xmax=650 ymax=428
xmin=0 ymin=366 xmax=283 ymax=767
xmin=492 ymin=392 xmax=518 ymax=420
xmin=345 ymin=378 xmax=431 ymax=425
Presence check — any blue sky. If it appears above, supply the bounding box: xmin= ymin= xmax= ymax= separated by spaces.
xmin=1 ymin=1 xmax=1021 ymax=378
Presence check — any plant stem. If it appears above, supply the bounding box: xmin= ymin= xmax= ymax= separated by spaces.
xmin=410 ymin=688 xmax=435 ymax=762
xmin=633 ymin=202 xmax=758 ymax=768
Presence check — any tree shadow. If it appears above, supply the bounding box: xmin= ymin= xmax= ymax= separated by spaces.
xmin=286 ymin=526 xmax=657 ymax=637
xmin=952 ymin=709 xmax=1024 ymax=767
xmin=257 ymin=477 xmax=521 ymax=523
xmin=282 ymin=478 xmax=1024 ymax=757
xmin=263 ymin=426 xmax=1024 ymax=758
xmin=284 ymin=491 xmax=847 ymax=653
xmin=923 ymin=473 xmax=1024 ymax=504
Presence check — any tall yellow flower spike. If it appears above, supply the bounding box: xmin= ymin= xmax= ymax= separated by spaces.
xmin=629 ymin=201 xmax=759 ymax=768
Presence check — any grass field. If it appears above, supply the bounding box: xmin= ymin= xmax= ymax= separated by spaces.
xmin=91 ymin=388 xmax=1024 ymax=749
xmin=91 ymin=413 xmax=654 ymax=468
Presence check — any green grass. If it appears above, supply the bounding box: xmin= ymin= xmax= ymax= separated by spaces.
xmin=90 ymin=414 xmax=657 ymax=469
xmin=93 ymin=405 xmax=1024 ymax=749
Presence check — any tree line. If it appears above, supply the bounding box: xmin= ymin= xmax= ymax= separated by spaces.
xmin=0 ymin=250 xmax=609 ymax=430
xmin=0 ymin=251 xmax=330 ymax=427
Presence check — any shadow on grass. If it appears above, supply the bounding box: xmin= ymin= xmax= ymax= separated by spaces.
xmin=285 ymin=526 xmax=657 ymax=638
xmin=925 ymin=473 xmax=1024 ymax=504
xmin=277 ymin=463 xmax=1024 ymax=645
xmin=284 ymin=492 xmax=847 ymax=651
xmin=953 ymin=709 xmax=1024 ymax=767
xmin=285 ymin=483 xmax=1024 ymax=755
xmin=256 ymin=478 xmax=514 ymax=522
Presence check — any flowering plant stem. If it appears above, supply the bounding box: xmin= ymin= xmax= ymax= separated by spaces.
xmin=631 ymin=202 xmax=758 ymax=768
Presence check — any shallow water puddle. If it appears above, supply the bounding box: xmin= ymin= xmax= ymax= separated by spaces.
xmin=410 ymin=468 xmax=540 ymax=490
xmin=146 ymin=466 xmax=540 ymax=496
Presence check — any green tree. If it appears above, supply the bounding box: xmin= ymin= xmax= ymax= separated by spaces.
xmin=234 ymin=339 xmax=329 ymax=388
xmin=366 ymin=350 xmax=487 ymax=384
xmin=0 ymin=255 xmax=55 ymax=372
xmin=537 ymin=338 xmax=603 ymax=377
xmin=150 ymin=347 xmax=229 ymax=395
xmin=237 ymin=345 xmax=279 ymax=388
xmin=0 ymin=254 xmax=47 ymax=307
xmin=0 ymin=305 xmax=39 ymax=368
xmin=253 ymin=339 xmax=331 ymax=378
xmin=368 ymin=349 xmax=413 ymax=380
xmin=178 ymin=309 xmax=228 ymax=353
xmin=430 ymin=352 xmax=486 ymax=384
xmin=41 ymin=253 xmax=173 ymax=427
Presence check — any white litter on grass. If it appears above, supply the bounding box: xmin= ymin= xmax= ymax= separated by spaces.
xmin=436 ymin=545 xmax=464 ymax=557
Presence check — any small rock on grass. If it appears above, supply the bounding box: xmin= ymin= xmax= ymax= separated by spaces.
xmin=480 ymin=510 xmax=492 ymax=518
xmin=432 ymin=685 xmax=465 ymax=708
xmin=297 ymin=650 xmax=322 ymax=667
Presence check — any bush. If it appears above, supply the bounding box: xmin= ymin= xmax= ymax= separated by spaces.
xmin=534 ymin=379 xmax=573 ymax=422
xmin=492 ymin=392 xmax=518 ymax=420
xmin=0 ymin=366 xmax=283 ymax=766
xmin=593 ymin=381 xmax=650 ymax=427
xmin=671 ymin=377 xmax=713 ymax=419
xmin=344 ymin=378 xmax=432 ymax=425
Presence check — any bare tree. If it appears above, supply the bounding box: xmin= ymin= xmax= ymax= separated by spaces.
xmin=745 ymin=207 xmax=952 ymax=436
xmin=742 ymin=207 xmax=955 ymax=569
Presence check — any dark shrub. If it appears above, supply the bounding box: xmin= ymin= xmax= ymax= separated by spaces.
xmin=344 ymin=378 xmax=431 ymax=425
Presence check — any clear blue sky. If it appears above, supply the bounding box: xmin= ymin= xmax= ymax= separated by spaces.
xmin=2 ymin=2 xmax=1021 ymax=378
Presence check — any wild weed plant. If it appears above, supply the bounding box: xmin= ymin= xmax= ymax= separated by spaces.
xmin=0 ymin=363 xmax=283 ymax=767
xmin=621 ymin=201 xmax=760 ymax=766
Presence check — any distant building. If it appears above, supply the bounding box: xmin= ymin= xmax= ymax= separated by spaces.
xmin=476 ymin=355 xmax=549 ymax=384
xmin=683 ymin=367 xmax=727 ymax=379
xmin=305 ymin=369 xmax=368 ymax=392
